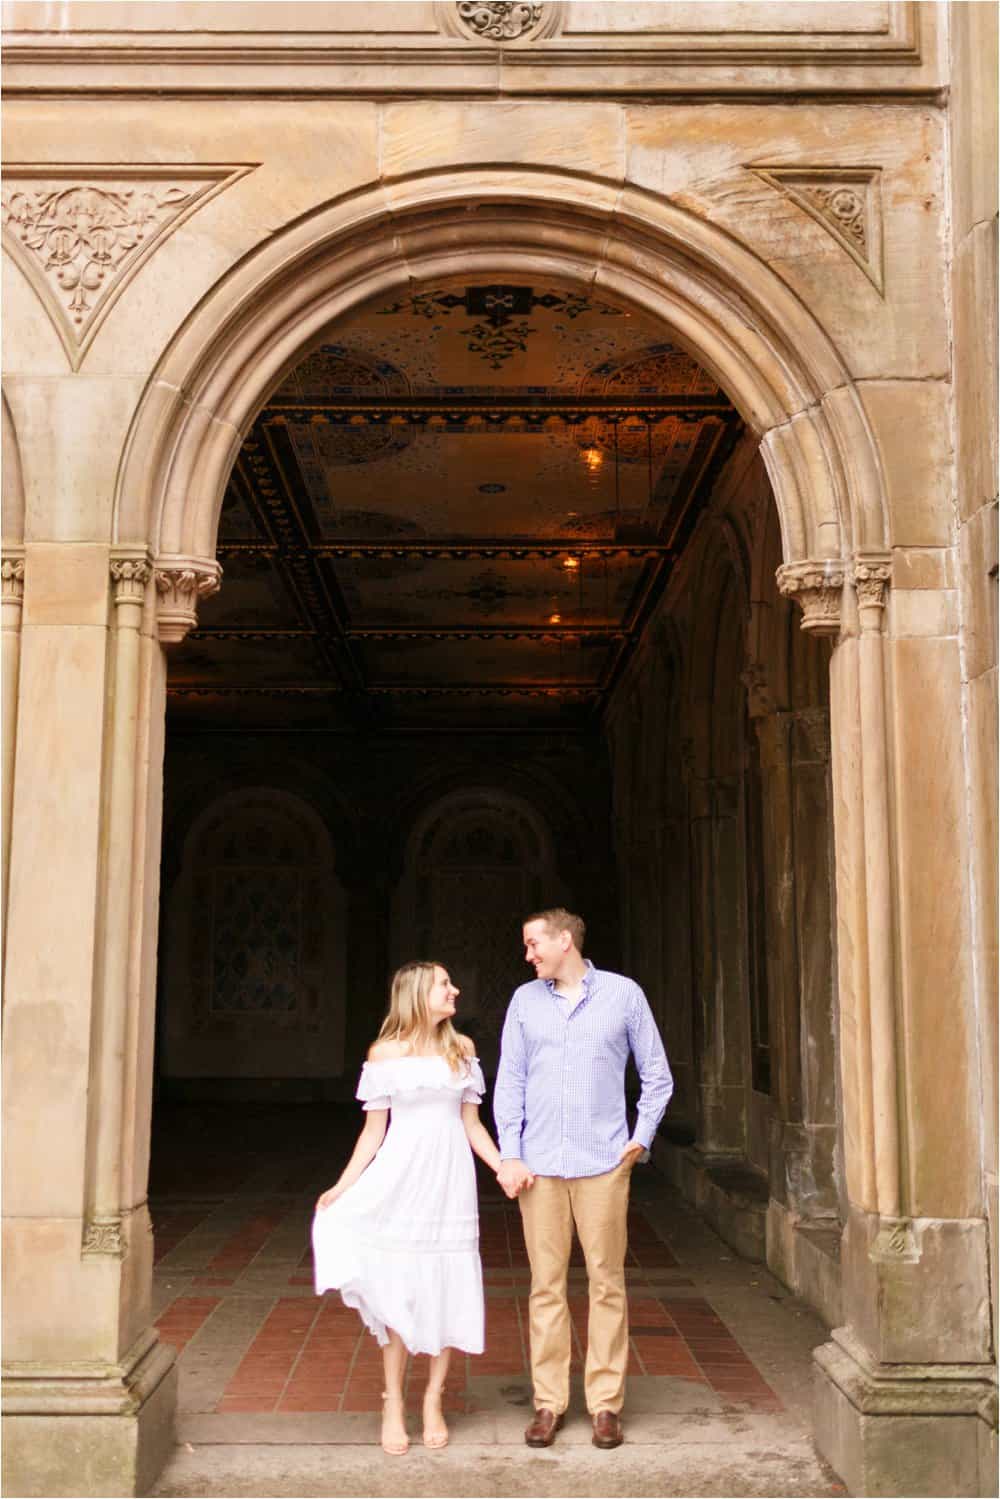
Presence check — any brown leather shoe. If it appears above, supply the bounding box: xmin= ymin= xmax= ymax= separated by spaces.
xmin=524 ymin=1408 xmax=564 ymax=1447
xmin=591 ymin=1410 xmax=624 ymax=1449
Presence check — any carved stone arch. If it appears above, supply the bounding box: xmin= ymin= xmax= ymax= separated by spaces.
xmin=1 ymin=387 xmax=25 ymax=948
xmin=112 ymin=166 xmax=892 ymax=647
xmin=2 ymin=389 xmax=25 ymax=547
xmin=391 ymin=785 xmax=561 ymax=1072
xmin=389 ymin=758 xmax=589 ymax=888
xmin=160 ymin=785 xmax=347 ymax=1086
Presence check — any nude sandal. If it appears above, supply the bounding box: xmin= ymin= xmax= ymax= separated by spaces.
xmin=380 ymin=1391 xmax=409 ymax=1455
xmin=422 ymin=1386 xmax=449 ymax=1449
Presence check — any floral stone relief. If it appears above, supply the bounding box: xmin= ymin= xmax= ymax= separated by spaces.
xmin=1 ymin=166 xmax=252 ymax=368
xmin=750 ymin=166 xmax=884 ymax=293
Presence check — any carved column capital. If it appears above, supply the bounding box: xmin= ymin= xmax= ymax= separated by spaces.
xmin=153 ymin=555 xmax=222 ymax=644
xmin=1 ymin=551 xmax=25 ymax=609
xmin=776 ymin=559 xmax=846 ymax=637
xmin=81 ymin=1214 xmax=125 ymax=1258
xmin=853 ymin=555 xmax=892 ymax=630
xmin=110 ymin=552 xmax=151 ymax=607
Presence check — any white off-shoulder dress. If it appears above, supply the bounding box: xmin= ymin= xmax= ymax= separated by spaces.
xmin=312 ymin=1054 xmax=487 ymax=1356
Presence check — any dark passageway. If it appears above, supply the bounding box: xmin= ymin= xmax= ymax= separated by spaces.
xmin=150 ymin=276 xmax=844 ymax=1492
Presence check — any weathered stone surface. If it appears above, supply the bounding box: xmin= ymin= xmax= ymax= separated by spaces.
xmin=0 ymin=5 xmax=994 ymax=1497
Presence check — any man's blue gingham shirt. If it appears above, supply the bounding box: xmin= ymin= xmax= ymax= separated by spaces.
xmin=493 ymin=961 xmax=673 ymax=1178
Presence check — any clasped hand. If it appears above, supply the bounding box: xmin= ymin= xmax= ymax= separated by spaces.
xmin=496 ymin=1159 xmax=534 ymax=1199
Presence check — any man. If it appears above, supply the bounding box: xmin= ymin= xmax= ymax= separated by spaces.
xmin=494 ymin=908 xmax=673 ymax=1451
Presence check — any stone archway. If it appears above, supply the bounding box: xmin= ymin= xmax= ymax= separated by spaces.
xmin=10 ymin=165 xmax=973 ymax=1496
xmin=109 ymin=169 xmax=906 ymax=1479
xmin=115 ymin=169 xmax=884 ymax=571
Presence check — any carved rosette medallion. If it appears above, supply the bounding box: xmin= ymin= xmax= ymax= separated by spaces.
xmin=110 ymin=556 xmax=151 ymax=606
xmin=776 ymin=560 xmax=846 ymax=637
xmin=2 ymin=166 xmax=252 ymax=370
xmin=2 ymin=553 xmax=25 ymax=608
xmin=750 ymin=167 xmax=883 ymax=293
xmin=82 ymin=1215 xmax=125 ymax=1258
xmin=456 ymin=2 xmax=543 ymax=39
xmin=154 ymin=557 xmax=222 ymax=645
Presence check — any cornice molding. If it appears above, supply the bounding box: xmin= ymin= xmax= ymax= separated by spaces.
xmin=0 ymin=4 xmax=934 ymax=98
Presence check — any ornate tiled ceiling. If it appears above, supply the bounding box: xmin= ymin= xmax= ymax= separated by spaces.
xmin=166 ymin=276 xmax=742 ymax=731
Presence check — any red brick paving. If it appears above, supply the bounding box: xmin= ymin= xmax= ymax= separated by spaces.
xmin=149 ymin=1106 xmax=781 ymax=1421
xmin=155 ymin=1296 xmax=222 ymax=1354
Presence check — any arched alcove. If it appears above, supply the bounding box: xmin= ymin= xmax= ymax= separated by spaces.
xmin=391 ymin=786 xmax=562 ymax=1072
xmin=159 ymin=786 xmax=347 ymax=1089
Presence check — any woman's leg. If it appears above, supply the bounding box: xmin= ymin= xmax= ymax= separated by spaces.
xmin=422 ymin=1347 xmax=452 ymax=1448
xmin=381 ymin=1329 xmax=410 ymax=1455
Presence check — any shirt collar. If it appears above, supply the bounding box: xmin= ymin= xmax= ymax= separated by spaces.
xmin=544 ymin=958 xmax=595 ymax=996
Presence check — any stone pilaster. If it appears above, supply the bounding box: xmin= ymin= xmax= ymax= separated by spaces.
xmin=2 ymin=548 xmax=25 ymax=955
xmin=813 ymin=555 xmax=997 ymax=1495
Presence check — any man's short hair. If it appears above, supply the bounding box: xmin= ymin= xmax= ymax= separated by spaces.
xmin=524 ymin=907 xmax=586 ymax=954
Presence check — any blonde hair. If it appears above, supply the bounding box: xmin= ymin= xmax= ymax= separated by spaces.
xmin=524 ymin=906 xmax=586 ymax=954
xmin=376 ymin=960 xmax=465 ymax=1072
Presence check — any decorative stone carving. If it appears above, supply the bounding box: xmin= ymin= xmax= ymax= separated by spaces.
xmin=750 ymin=167 xmax=884 ymax=293
xmin=741 ymin=660 xmax=774 ymax=719
xmin=154 ymin=557 xmax=222 ymax=645
xmin=871 ymin=1218 xmax=920 ymax=1264
xmin=776 ymin=559 xmax=846 ymax=637
xmin=1 ymin=554 xmax=25 ymax=607
xmin=110 ymin=556 xmax=151 ymax=605
xmin=455 ymin=2 xmax=543 ymax=40
xmin=854 ymin=558 xmax=892 ymax=613
xmin=2 ymin=167 xmax=252 ymax=370
xmin=81 ymin=1216 xmax=125 ymax=1258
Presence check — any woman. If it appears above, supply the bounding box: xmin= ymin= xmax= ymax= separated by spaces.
xmin=312 ymin=961 xmax=504 ymax=1455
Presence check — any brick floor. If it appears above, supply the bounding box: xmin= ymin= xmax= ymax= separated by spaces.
xmin=150 ymin=1102 xmax=786 ymax=1422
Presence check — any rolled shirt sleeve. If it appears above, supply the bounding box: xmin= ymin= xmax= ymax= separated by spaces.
xmin=626 ymin=985 xmax=673 ymax=1151
xmin=493 ymin=995 xmax=528 ymax=1159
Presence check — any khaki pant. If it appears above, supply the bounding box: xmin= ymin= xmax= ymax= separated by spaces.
xmin=518 ymin=1159 xmax=632 ymax=1415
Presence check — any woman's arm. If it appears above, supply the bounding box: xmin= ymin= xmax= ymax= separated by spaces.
xmin=462 ymin=1102 xmax=503 ymax=1174
xmin=316 ymin=1109 xmax=388 ymax=1210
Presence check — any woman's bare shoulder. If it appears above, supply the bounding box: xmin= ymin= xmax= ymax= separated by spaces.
xmin=455 ymin=1034 xmax=476 ymax=1058
xmin=367 ymin=1038 xmax=408 ymax=1062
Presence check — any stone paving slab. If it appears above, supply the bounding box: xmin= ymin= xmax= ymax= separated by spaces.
xmin=154 ymin=1438 xmax=846 ymax=1497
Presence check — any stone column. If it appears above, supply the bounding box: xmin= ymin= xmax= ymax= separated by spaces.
xmin=781 ymin=557 xmax=996 ymax=1497
xmin=1 ymin=548 xmax=174 ymax=1497
xmin=2 ymin=547 xmax=25 ymax=955
xmin=2 ymin=550 xmax=220 ymax=1498
xmin=749 ymin=661 xmax=840 ymax=1323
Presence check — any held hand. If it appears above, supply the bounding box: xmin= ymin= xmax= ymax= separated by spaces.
xmin=619 ymin=1141 xmax=645 ymax=1168
xmin=496 ymin=1159 xmax=535 ymax=1199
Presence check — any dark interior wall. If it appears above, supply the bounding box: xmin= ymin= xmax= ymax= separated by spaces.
xmin=604 ymin=443 xmax=841 ymax=1231
xmin=157 ymin=728 xmax=619 ymax=1096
